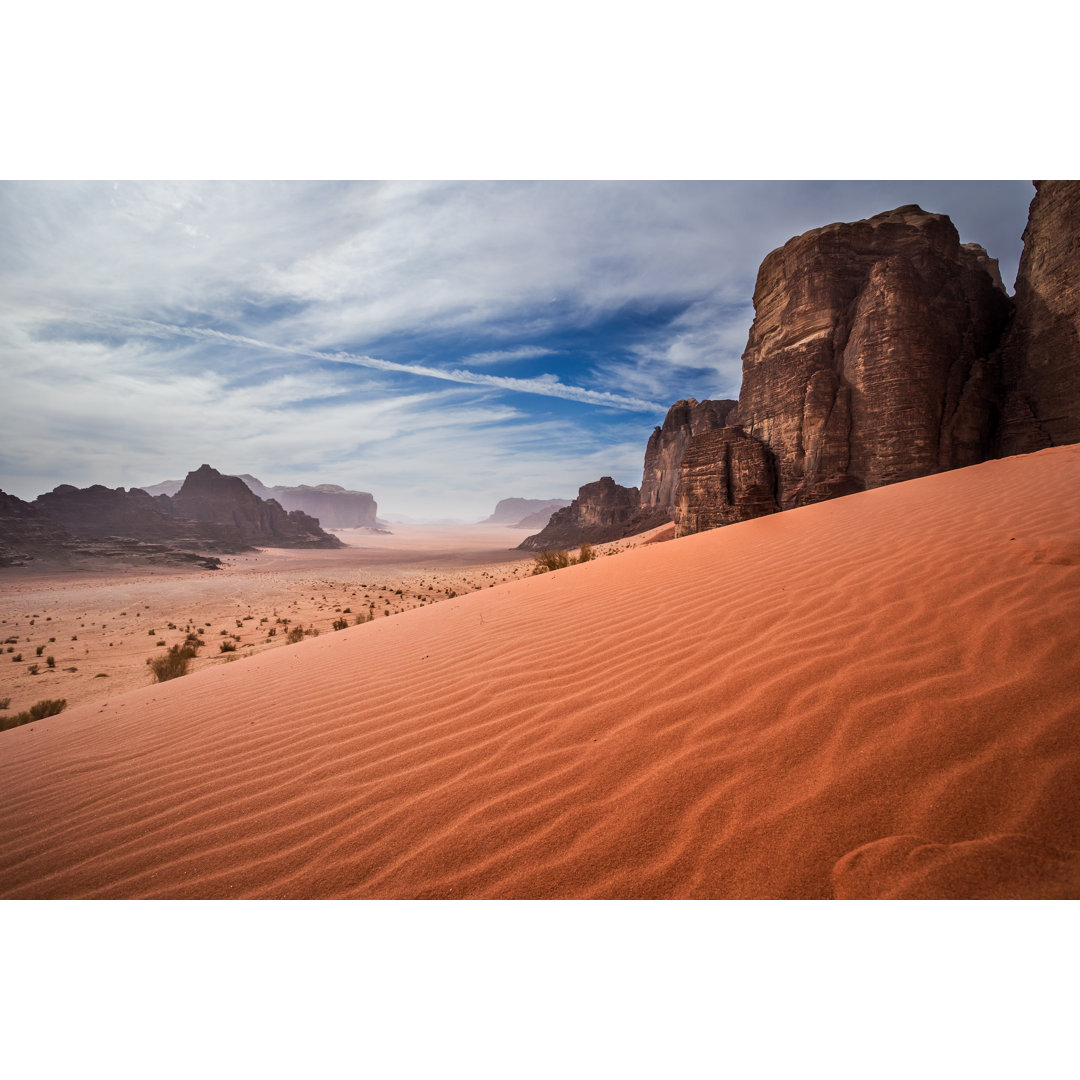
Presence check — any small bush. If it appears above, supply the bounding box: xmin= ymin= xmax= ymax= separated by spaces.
xmin=46 ymin=656 xmax=55 ymax=669
xmin=532 ymin=549 xmax=571 ymax=574
xmin=286 ymin=625 xmax=305 ymax=644
xmin=12 ymin=653 xmax=22 ymax=663
xmin=332 ymin=618 xmax=349 ymax=631
xmin=0 ymin=697 xmax=10 ymax=709
xmin=36 ymin=645 xmax=45 ymax=656
xmin=576 ymin=542 xmax=595 ymax=563
xmin=150 ymin=644 xmax=196 ymax=682
xmin=1 ymin=698 xmax=67 ymax=732
xmin=219 ymin=640 xmax=237 ymax=653
xmin=28 ymin=664 xmax=39 ymax=675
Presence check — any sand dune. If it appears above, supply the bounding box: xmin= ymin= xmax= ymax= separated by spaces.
xmin=2 ymin=445 xmax=1079 ymax=899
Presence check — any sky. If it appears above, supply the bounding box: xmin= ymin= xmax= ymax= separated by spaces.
xmin=0 ymin=180 xmax=1036 ymax=521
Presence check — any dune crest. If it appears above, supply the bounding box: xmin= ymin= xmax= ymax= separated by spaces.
xmin=2 ymin=445 xmax=1079 ymax=899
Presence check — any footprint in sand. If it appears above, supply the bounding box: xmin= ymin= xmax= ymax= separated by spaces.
xmin=831 ymin=833 xmax=1080 ymax=899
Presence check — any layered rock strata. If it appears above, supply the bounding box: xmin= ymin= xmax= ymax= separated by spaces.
xmin=518 ymin=477 xmax=641 ymax=550
xmin=673 ymin=428 xmax=777 ymax=537
xmin=639 ymin=398 xmax=737 ymax=514
xmin=996 ymin=180 xmax=1080 ymax=454
xmin=730 ymin=205 xmax=1011 ymax=511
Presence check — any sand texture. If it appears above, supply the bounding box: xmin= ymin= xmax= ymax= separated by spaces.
xmin=2 ymin=446 xmax=1079 ymax=899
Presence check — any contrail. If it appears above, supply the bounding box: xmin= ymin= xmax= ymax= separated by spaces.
xmin=78 ymin=312 xmax=666 ymax=413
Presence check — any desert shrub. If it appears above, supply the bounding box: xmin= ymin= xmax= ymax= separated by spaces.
xmin=532 ymin=549 xmax=571 ymax=574
xmin=286 ymin=625 xmax=305 ymax=644
xmin=28 ymin=664 xmax=39 ymax=675
xmin=46 ymin=656 xmax=55 ymax=669
xmin=0 ymin=697 xmax=9 ymax=709
xmin=332 ymin=618 xmax=349 ymax=631
xmin=219 ymin=640 xmax=237 ymax=653
xmin=1 ymin=698 xmax=67 ymax=732
xmin=267 ymin=626 xmax=277 ymax=637
xmin=12 ymin=653 xmax=22 ymax=663
xmin=36 ymin=644 xmax=45 ymax=656
xmin=150 ymin=644 xmax=196 ymax=682
xmin=576 ymin=542 xmax=595 ymax=563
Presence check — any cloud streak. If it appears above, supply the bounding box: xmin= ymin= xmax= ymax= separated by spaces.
xmin=64 ymin=310 xmax=666 ymax=412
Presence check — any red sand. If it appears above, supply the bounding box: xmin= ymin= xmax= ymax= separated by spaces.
xmin=2 ymin=446 xmax=1079 ymax=899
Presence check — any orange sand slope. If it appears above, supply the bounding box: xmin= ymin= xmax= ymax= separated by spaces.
xmin=3 ymin=445 xmax=1079 ymax=899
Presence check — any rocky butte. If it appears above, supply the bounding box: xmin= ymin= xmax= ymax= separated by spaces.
xmin=171 ymin=465 xmax=345 ymax=548
xmin=525 ymin=182 xmax=1080 ymax=547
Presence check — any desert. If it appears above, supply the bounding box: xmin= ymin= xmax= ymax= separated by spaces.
xmin=2 ymin=445 xmax=1078 ymax=899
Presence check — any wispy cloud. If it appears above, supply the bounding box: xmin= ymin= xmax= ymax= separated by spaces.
xmin=59 ymin=311 xmax=665 ymax=412
xmin=460 ymin=345 xmax=557 ymax=366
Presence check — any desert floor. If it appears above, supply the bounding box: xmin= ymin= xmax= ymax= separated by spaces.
xmin=0 ymin=523 xmax=643 ymax=718
xmin=2 ymin=449 xmax=1079 ymax=899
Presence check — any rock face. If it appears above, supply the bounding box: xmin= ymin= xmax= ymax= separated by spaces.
xmin=0 ymin=490 xmax=75 ymax=565
xmin=518 ymin=477 xmax=641 ymax=550
xmin=730 ymin=205 xmax=1011 ymax=511
xmin=996 ymin=180 xmax=1080 ymax=454
xmin=172 ymin=465 xmax=344 ymax=548
xmin=234 ymin=475 xmax=378 ymax=529
xmin=34 ymin=484 xmax=244 ymax=549
xmin=639 ymin=398 xmax=737 ymax=514
xmin=483 ymin=498 xmax=571 ymax=526
xmin=673 ymin=428 xmax=777 ymax=536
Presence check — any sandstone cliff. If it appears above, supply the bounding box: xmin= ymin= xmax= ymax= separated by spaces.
xmin=483 ymin=498 xmax=571 ymax=526
xmin=729 ymin=205 xmax=1011 ymax=511
xmin=171 ymin=465 xmax=345 ymax=548
xmin=0 ymin=490 xmax=75 ymax=565
xmin=34 ymin=484 xmax=246 ymax=550
xmin=234 ymin=475 xmax=378 ymax=529
xmin=673 ymin=427 xmax=777 ymax=536
xmin=639 ymin=398 xmax=737 ymax=514
xmin=518 ymin=477 xmax=641 ymax=550
xmin=996 ymin=180 xmax=1080 ymax=454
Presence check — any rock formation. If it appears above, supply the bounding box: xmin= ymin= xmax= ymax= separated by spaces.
xmin=639 ymin=398 xmax=737 ymax=514
xmin=996 ymin=180 xmax=1080 ymax=454
xmin=673 ymin=428 xmax=778 ymax=536
xmin=34 ymin=484 xmax=245 ymax=549
xmin=0 ymin=490 xmax=75 ymax=565
xmin=483 ymin=498 xmax=571 ymax=526
xmin=171 ymin=465 xmax=344 ymax=548
xmin=233 ymin=475 xmax=378 ymax=529
xmin=728 ymin=204 xmax=1011 ymax=512
xmin=518 ymin=477 xmax=641 ymax=550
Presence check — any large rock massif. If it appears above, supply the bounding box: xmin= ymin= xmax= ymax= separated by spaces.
xmin=726 ymin=205 xmax=1010 ymax=516
xmin=996 ymin=180 xmax=1080 ymax=454
xmin=484 ymin=498 xmax=571 ymax=527
xmin=171 ymin=466 xmax=344 ymax=549
xmin=233 ymin=475 xmax=378 ymax=530
xmin=4 ymin=465 xmax=345 ymax=567
xmin=519 ymin=477 xmax=642 ymax=550
xmin=525 ymin=183 xmax=1080 ymax=548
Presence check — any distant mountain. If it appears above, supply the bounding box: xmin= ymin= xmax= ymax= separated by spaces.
xmin=483 ymin=498 xmax=570 ymax=527
xmin=233 ymin=475 xmax=377 ymax=529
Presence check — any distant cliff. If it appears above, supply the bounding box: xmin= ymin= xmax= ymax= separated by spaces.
xmin=233 ymin=475 xmax=378 ymax=529
xmin=518 ymin=478 xmax=641 ymax=550
xmin=172 ymin=466 xmax=344 ymax=548
xmin=483 ymin=497 xmax=571 ymax=526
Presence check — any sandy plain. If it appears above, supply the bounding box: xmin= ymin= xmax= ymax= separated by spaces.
xmin=1 ymin=448 xmax=1079 ymax=899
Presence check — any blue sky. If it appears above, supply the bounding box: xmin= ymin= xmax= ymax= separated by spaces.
xmin=0 ymin=180 xmax=1035 ymax=521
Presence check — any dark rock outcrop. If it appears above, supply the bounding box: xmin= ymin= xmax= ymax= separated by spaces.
xmin=0 ymin=490 xmax=75 ymax=565
xmin=172 ymin=465 xmax=345 ymax=548
xmin=639 ymin=398 xmax=737 ymax=514
xmin=234 ymin=475 xmax=378 ymax=529
xmin=996 ymin=180 xmax=1080 ymax=454
xmin=519 ymin=477 xmax=641 ymax=550
xmin=34 ymin=484 xmax=245 ymax=549
xmin=483 ymin=498 xmax=571 ymax=526
xmin=673 ymin=428 xmax=777 ymax=536
xmin=730 ymin=205 xmax=1011 ymax=511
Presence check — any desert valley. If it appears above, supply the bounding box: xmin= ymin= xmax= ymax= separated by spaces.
xmin=2 ymin=180 xmax=1079 ymax=900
